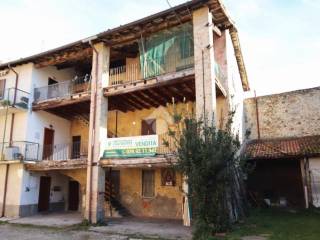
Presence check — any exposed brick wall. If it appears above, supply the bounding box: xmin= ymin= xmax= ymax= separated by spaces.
xmin=244 ymin=87 xmax=320 ymax=140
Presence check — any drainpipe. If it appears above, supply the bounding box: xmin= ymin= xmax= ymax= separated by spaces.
xmin=8 ymin=64 xmax=19 ymax=105
xmin=1 ymin=66 xmax=19 ymax=217
xmin=254 ymin=90 xmax=260 ymax=139
xmin=87 ymin=40 xmax=99 ymax=222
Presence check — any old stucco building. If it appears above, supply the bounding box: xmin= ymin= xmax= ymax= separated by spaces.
xmin=0 ymin=0 xmax=249 ymax=225
xmin=244 ymin=87 xmax=320 ymax=208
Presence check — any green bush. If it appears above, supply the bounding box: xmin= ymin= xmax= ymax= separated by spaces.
xmin=167 ymin=110 xmax=248 ymax=239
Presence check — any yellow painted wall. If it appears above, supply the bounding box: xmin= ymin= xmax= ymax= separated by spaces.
xmin=107 ymin=102 xmax=195 ymax=137
xmin=118 ymin=167 xmax=183 ymax=219
xmin=0 ymin=163 xmax=24 ymax=217
xmin=70 ymin=119 xmax=89 ymax=144
xmin=62 ymin=169 xmax=87 ymax=214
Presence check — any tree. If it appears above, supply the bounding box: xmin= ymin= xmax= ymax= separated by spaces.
xmin=165 ymin=109 xmax=248 ymax=239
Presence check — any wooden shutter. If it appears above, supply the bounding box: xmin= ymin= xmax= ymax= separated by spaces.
xmin=141 ymin=119 xmax=156 ymax=135
xmin=142 ymin=170 xmax=155 ymax=198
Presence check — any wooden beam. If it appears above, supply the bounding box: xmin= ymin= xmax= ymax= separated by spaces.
xmin=104 ymin=68 xmax=194 ymax=97
xmin=32 ymin=95 xmax=91 ymax=111
xmin=34 ymin=47 xmax=92 ymax=68
xmin=146 ymin=89 xmax=169 ymax=106
xmin=132 ymin=91 xmax=160 ymax=108
xmin=213 ymin=25 xmax=222 ymax=37
xmin=126 ymin=93 xmax=152 ymax=108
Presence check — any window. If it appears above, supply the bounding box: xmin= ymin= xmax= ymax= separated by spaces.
xmin=142 ymin=170 xmax=155 ymax=198
xmin=141 ymin=119 xmax=156 ymax=135
xmin=0 ymin=79 xmax=6 ymax=99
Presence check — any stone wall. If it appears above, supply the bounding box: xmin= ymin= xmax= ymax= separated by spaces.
xmin=244 ymin=87 xmax=320 ymax=140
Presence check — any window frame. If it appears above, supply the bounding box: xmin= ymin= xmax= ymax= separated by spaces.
xmin=142 ymin=169 xmax=155 ymax=198
xmin=0 ymin=79 xmax=6 ymax=99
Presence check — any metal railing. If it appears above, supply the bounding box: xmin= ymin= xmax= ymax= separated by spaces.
xmin=0 ymin=88 xmax=30 ymax=110
xmin=33 ymin=74 xmax=91 ymax=103
xmin=0 ymin=141 xmax=39 ymax=161
xmin=42 ymin=141 xmax=88 ymax=161
xmin=109 ymin=55 xmax=194 ymax=86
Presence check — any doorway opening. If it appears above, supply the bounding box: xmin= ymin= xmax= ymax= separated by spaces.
xmin=68 ymin=181 xmax=80 ymax=211
xmin=38 ymin=176 xmax=51 ymax=212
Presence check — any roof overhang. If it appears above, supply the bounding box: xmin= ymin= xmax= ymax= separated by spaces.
xmin=0 ymin=0 xmax=249 ymax=91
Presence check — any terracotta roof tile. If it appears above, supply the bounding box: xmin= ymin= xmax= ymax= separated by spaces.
xmin=244 ymin=135 xmax=320 ymax=160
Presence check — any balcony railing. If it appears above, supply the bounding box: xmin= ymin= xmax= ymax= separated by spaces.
xmin=0 ymin=88 xmax=30 ymax=110
xmin=109 ymin=56 xmax=194 ymax=86
xmin=0 ymin=141 xmax=39 ymax=161
xmin=42 ymin=141 xmax=88 ymax=161
xmin=157 ymin=132 xmax=177 ymax=155
xmin=33 ymin=74 xmax=91 ymax=103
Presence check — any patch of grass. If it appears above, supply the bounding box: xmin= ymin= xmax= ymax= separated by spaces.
xmin=209 ymin=208 xmax=320 ymax=240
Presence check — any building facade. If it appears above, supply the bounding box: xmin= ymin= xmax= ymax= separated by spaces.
xmin=0 ymin=0 xmax=249 ymax=225
xmin=244 ymin=87 xmax=320 ymax=208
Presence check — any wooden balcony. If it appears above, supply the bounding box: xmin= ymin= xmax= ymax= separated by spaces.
xmin=25 ymin=141 xmax=88 ymax=171
xmin=32 ymin=75 xmax=91 ymax=111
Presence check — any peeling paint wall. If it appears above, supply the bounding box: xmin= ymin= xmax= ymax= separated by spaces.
xmin=118 ymin=168 xmax=183 ymax=219
xmin=244 ymin=87 xmax=320 ymax=140
xmin=107 ymin=102 xmax=195 ymax=137
xmin=62 ymin=169 xmax=87 ymax=214
xmin=70 ymin=119 xmax=89 ymax=144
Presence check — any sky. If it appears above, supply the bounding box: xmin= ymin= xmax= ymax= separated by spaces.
xmin=0 ymin=0 xmax=319 ymax=96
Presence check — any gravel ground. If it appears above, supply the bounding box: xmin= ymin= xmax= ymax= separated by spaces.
xmin=0 ymin=223 xmax=143 ymax=240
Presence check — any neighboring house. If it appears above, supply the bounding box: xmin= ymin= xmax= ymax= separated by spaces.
xmin=244 ymin=87 xmax=320 ymax=208
xmin=0 ymin=0 xmax=249 ymax=225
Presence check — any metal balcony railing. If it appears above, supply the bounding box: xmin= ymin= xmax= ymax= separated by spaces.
xmin=33 ymin=74 xmax=91 ymax=103
xmin=0 ymin=88 xmax=30 ymax=110
xmin=42 ymin=141 xmax=88 ymax=161
xmin=109 ymin=55 xmax=194 ymax=86
xmin=0 ymin=141 xmax=39 ymax=161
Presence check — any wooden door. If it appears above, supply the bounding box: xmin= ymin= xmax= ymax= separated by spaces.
xmin=141 ymin=119 xmax=156 ymax=135
xmin=38 ymin=176 xmax=51 ymax=212
xmin=71 ymin=136 xmax=81 ymax=159
xmin=68 ymin=181 xmax=79 ymax=211
xmin=43 ymin=128 xmax=54 ymax=160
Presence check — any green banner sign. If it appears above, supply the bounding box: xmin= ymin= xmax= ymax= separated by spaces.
xmin=102 ymin=135 xmax=158 ymax=158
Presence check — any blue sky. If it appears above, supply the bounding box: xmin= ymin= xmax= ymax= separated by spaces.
xmin=0 ymin=0 xmax=319 ymax=96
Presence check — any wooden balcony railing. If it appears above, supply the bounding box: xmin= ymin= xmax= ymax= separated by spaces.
xmin=109 ymin=56 xmax=194 ymax=86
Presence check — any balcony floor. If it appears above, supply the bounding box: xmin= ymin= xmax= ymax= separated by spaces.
xmin=25 ymin=158 xmax=87 ymax=171
xmin=100 ymin=154 xmax=177 ymax=168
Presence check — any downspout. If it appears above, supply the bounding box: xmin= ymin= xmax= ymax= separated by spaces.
xmin=1 ymin=65 xmax=19 ymax=217
xmin=254 ymin=90 xmax=260 ymax=139
xmin=87 ymin=41 xmax=99 ymax=222
xmin=8 ymin=64 xmax=19 ymax=105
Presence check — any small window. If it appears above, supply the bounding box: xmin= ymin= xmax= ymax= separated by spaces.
xmin=0 ymin=79 xmax=6 ymax=99
xmin=142 ymin=170 xmax=155 ymax=198
xmin=141 ymin=119 xmax=156 ymax=135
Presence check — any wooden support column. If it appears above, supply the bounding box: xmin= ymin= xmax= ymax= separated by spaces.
xmin=193 ymin=6 xmax=217 ymax=125
xmin=85 ymin=42 xmax=110 ymax=223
